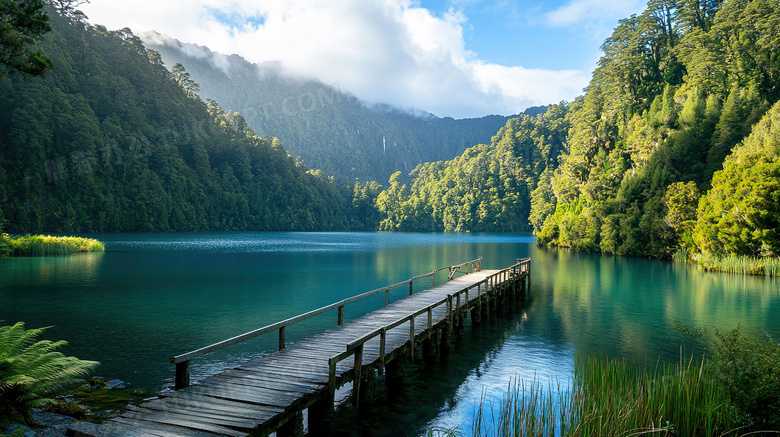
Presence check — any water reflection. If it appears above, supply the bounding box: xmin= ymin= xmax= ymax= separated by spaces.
xmin=1 ymin=233 xmax=779 ymax=435
xmin=1 ymin=251 xmax=105 ymax=287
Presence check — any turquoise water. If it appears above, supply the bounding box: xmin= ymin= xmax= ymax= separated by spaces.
xmin=1 ymin=232 xmax=778 ymax=434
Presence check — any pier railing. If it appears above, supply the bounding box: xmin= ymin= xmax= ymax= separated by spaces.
xmin=327 ymin=258 xmax=530 ymax=407
xmin=170 ymin=257 xmax=483 ymax=389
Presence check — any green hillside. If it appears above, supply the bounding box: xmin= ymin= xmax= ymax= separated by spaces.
xmin=376 ymin=104 xmax=569 ymax=232
xmin=0 ymin=7 xmax=351 ymax=233
xmin=536 ymin=0 xmax=778 ymax=259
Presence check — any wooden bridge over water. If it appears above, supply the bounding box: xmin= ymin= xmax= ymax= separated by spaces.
xmin=69 ymin=257 xmax=530 ymax=437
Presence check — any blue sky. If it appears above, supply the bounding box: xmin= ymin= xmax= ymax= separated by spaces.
xmin=81 ymin=0 xmax=646 ymax=118
xmin=422 ymin=0 xmax=581 ymax=69
xmin=420 ymin=0 xmax=644 ymax=69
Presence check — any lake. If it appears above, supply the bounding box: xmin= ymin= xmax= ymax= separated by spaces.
xmin=1 ymin=231 xmax=778 ymax=434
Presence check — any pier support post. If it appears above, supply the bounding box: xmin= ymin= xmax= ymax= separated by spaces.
xmin=470 ymin=306 xmax=481 ymax=324
xmin=440 ymin=322 xmax=452 ymax=355
xmin=385 ymin=354 xmax=405 ymax=392
xmin=174 ymin=361 xmax=189 ymax=390
xmin=453 ymin=295 xmax=464 ymax=339
xmin=423 ymin=331 xmax=439 ymax=363
xmin=308 ymin=396 xmax=332 ymax=434
xmin=277 ymin=410 xmax=304 ymax=437
xmin=359 ymin=367 xmax=377 ymax=407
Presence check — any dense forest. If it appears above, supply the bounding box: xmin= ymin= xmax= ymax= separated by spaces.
xmin=375 ymin=104 xmax=569 ymax=232
xmin=143 ymin=34 xmax=515 ymax=183
xmin=0 ymin=6 xmax=356 ymax=233
xmin=2 ymin=0 xmax=778 ymax=264
xmin=376 ymin=0 xmax=779 ymax=262
xmin=535 ymin=0 xmax=779 ymax=259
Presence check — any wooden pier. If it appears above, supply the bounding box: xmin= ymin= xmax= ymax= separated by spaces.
xmin=68 ymin=257 xmax=530 ymax=437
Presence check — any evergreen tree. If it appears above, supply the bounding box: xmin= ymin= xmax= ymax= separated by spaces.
xmin=0 ymin=0 xmax=52 ymax=76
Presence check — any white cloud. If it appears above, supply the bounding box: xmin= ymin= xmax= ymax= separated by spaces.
xmin=80 ymin=0 xmax=592 ymax=118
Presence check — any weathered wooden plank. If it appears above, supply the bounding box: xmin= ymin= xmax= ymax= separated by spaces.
xmin=109 ymin=420 xmax=211 ymax=437
xmin=236 ymin=363 xmax=331 ymax=379
xmin=190 ymin=381 xmax=302 ymax=404
xmin=218 ymin=369 xmax=327 ymax=388
xmin=183 ymin=385 xmax=296 ymax=408
xmin=151 ymin=397 xmax=277 ymax=421
xmin=164 ymin=391 xmax=284 ymax=415
xmin=114 ymin=413 xmax=248 ymax=437
xmin=125 ymin=404 xmax=260 ymax=430
xmin=201 ymin=374 xmax=319 ymax=396
xmin=70 ymin=419 xmax=182 ymax=437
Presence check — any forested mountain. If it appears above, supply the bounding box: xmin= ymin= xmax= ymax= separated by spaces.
xmin=142 ymin=33 xmax=513 ymax=183
xmin=0 ymin=7 xmax=353 ymax=233
xmin=376 ymin=0 xmax=779 ymax=261
xmin=536 ymin=0 xmax=779 ymax=258
xmin=376 ymin=104 xmax=569 ymax=232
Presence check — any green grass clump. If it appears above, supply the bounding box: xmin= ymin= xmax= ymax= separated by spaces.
xmin=693 ymin=252 xmax=780 ymax=276
xmin=672 ymin=247 xmax=689 ymax=262
xmin=469 ymin=353 xmax=741 ymax=437
xmin=1 ymin=234 xmax=104 ymax=257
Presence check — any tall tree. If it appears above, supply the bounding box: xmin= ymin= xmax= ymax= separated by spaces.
xmin=0 ymin=0 xmax=52 ymax=76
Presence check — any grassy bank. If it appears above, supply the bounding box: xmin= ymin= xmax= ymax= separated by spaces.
xmin=672 ymin=248 xmax=780 ymax=277
xmin=464 ymin=354 xmax=747 ymax=437
xmin=693 ymin=252 xmax=780 ymax=277
xmin=0 ymin=234 xmax=105 ymax=257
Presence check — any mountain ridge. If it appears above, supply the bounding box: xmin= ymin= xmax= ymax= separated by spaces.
xmin=141 ymin=32 xmax=517 ymax=183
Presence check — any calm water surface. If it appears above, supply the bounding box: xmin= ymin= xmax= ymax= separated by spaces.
xmin=1 ymin=232 xmax=778 ymax=434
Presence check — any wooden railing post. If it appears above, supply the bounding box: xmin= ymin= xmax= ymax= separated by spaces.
xmin=379 ymin=328 xmax=386 ymax=375
xmin=409 ymin=317 xmax=415 ymax=362
xmin=528 ymin=261 xmax=531 ymax=287
xmin=338 ymin=306 xmax=344 ymax=325
xmin=353 ymin=344 xmax=363 ymax=406
xmin=174 ymin=360 xmax=189 ymax=390
xmin=279 ymin=326 xmax=286 ymax=350
xmin=328 ymin=359 xmax=337 ymax=413
xmin=478 ymin=282 xmax=482 ymax=315
xmin=409 ymin=280 xmax=413 ymax=296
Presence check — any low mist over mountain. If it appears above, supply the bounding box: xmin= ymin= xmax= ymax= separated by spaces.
xmin=142 ymin=32 xmax=516 ymax=183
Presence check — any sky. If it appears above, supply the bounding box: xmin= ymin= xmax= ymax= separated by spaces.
xmin=79 ymin=0 xmax=647 ymax=119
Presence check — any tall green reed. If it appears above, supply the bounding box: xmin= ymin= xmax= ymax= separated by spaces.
xmin=465 ymin=353 xmax=741 ymax=437
xmin=693 ymin=252 xmax=780 ymax=277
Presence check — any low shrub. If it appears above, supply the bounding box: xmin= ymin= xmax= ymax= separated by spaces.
xmin=712 ymin=326 xmax=780 ymax=429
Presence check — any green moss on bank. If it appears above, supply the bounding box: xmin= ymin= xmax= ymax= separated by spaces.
xmin=0 ymin=234 xmax=105 ymax=257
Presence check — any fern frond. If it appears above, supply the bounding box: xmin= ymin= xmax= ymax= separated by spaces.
xmin=0 ymin=322 xmax=99 ymax=420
